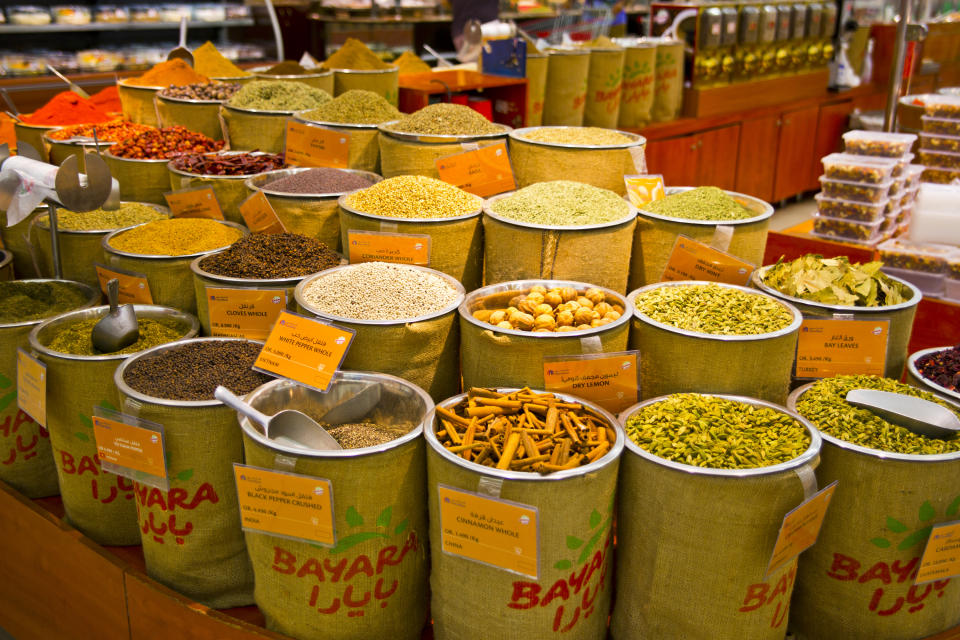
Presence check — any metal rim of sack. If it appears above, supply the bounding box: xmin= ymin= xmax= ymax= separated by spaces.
xmin=117 ymin=77 xmax=165 ymax=92
xmin=377 ymin=120 xmax=512 ymax=145
xmin=156 ymin=93 xmax=230 ymax=106
xmin=220 ymin=102 xmax=302 ymax=117
xmin=101 ymin=219 xmax=248 ymax=261
xmin=190 ymin=248 xmax=347 ymax=288
xmin=113 ymin=336 xmax=258 ymax=407
xmin=35 ymin=202 xmax=170 ymax=236
xmin=610 ymin=38 xmax=658 ymax=49
xmin=250 ymin=66 xmax=333 ymax=81
xmin=41 ymin=131 xmax=114 ymax=153
xmin=460 ymin=278 xmax=632 ymax=340
xmin=544 ymin=48 xmax=591 ymax=57
xmin=13 ymin=121 xmax=57 ymax=133
xmin=247 ymin=167 xmax=383 ymax=200
xmin=0 ymin=279 xmax=100 ymax=329
xmin=291 ymin=112 xmax=384 ymax=131
xmin=28 ymin=304 xmax=199 ymax=362
xmin=751 ymin=266 xmax=922 ymax=314
xmin=509 ymin=126 xmax=646 ymax=151
xmin=636 ymin=186 xmax=775 ymax=227
xmin=338 ymin=193 xmax=482 ymax=225
xmin=167 ymin=150 xmax=283 ymax=182
xmin=236 ymin=371 xmax=434 ymax=458
xmin=787 ymin=383 xmax=960 ymax=463
xmin=104 ymin=150 xmax=172 ymax=168
xmin=908 ymin=346 xmax=960 ymax=405
xmin=426 ymin=387 xmax=624 ymax=481
xmin=483 ymin=190 xmax=638 ymax=232
xmin=294 ymin=263 xmax=466 ymax=326
xmin=627 ymin=280 xmax=803 ymax=342
xmin=618 ymin=393 xmax=822 ymax=478
xmin=328 ymin=67 xmax=398 ymax=76
xmin=211 ymin=75 xmax=254 ymax=84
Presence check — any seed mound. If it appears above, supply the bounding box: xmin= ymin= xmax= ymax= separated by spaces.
xmin=490 ymin=180 xmax=632 ymax=226
xmin=518 ymin=126 xmax=633 ymax=146
xmin=199 ymin=233 xmax=341 ymax=279
xmin=343 ymin=175 xmax=480 ymax=219
xmin=643 ymin=186 xmax=756 ymax=221
xmin=634 ymin=284 xmax=794 ymax=336
xmin=383 ymin=103 xmax=504 ymax=136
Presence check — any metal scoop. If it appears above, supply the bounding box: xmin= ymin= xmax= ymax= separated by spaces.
xmin=846 ymin=389 xmax=960 ymax=439
xmin=215 ymin=385 xmax=342 ymax=451
xmin=92 ymin=279 xmax=139 ymax=353
xmin=167 ymin=16 xmax=194 ymax=66
xmin=46 ymin=64 xmax=90 ymax=99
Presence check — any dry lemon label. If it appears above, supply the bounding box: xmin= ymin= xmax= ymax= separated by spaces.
xmin=164 ymin=186 xmax=225 ymax=220
xmin=234 ymin=464 xmax=336 ymax=546
xmin=207 ymin=287 xmax=287 ymax=341
xmin=254 ymin=310 xmax=354 ymax=392
xmin=435 ymin=141 xmax=516 ymax=198
xmin=766 ymin=481 xmax=837 ymax=577
xmin=239 ymin=190 xmax=287 ymax=235
xmin=661 ymin=235 xmax=755 ymax=286
xmin=438 ymin=484 xmax=539 ymax=579
xmin=915 ymin=521 xmax=960 ymax=585
xmin=92 ymin=409 xmax=168 ymax=490
xmin=95 ymin=263 xmax=154 ymax=304
xmin=794 ymin=318 xmax=889 ymax=379
xmin=543 ymin=351 xmax=639 ymax=415
xmin=285 ymin=120 xmax=350 ymax=168
xmin=347 ymin=230 xmax=430 ymax=266
xmin=624 ymin=174 xmax=665 ymax=208
xmin=16 ymin=348 xmax=46 ymax=428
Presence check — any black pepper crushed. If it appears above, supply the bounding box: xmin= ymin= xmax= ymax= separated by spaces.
xmin=199 ymin=233 xmax=341 ymax=279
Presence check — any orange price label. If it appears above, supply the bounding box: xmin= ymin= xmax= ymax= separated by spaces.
xmin=164 ymin=186 xmax=225 ymax=220
xmin=239 ymin=190 xmax=287 ymax=235
xmin=95 ymin=263 xmax=154 ymax=304
xmin=438 ymin=485 xmax=539 ymax=579
xmin=92 ymin=412 xmax=167 ymax=488
xmin=542 ymin=351 xmax=640 ymax=415
xmin=285 ymin=120 xmax=350 ymax=168
xmin=347 ymin=230 xmax=430 ymax=266
xmin=207 ymin=287 xmax=287 ymax=341
xmin=254 ymin=310 xmax=355 ymax=392
xmin=435 ymin=141 xmax=516 ymax=198
xmin=915 ymin=521 xmax=960 ymax=585
xmin=661 ymin=236 xmax=755 ymax=286
xmin=794 ymin=318 xmax=889 ymax=379
xmin=766 ymin=481 xmax=837 ymax=577
xmin=16 ymin=348 xmax=46 ymax=427
xmin=234 ymin=464 xmax=336 ymax=546
xmin=624 ymin=174 xmax=665 ymax=208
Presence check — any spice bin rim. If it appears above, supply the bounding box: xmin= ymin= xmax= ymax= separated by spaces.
xmin=35 ymin=202 xmax=170 ymax=235
xmin=787 ymin=382 xmax=960 ymax=463
xmin=0 ymin=279 xmax=100 ymax=330
xmin=626 ymin=280 xmax=804 ymax=342
xmin=13 ymin=120 xmax=58 ymax=133
xmin=189 ymin=248 xmax=347 ymax=287
xmin=117 ymin=77 xmax=166 ymax=92
xmin=238 ymin=371 xmax=434 ymax=459
xmin=751 ymin=265 xmax=923 ymax=314
xmin=167 ymin=150 xmax=284 ymax=181
xmin=114 ymin=336 xmax=261 ymax=408
xmin=908 ymin=346 xmax=960 ymax=404
xmin=325 ymin=66 xmax=398 ymax=75
xmin=41 ymin=131 xmax=114 ymax=150
xmin=28 ymin=304 xmax=199 ymax=362
xmin=104 ymin=149 xmax=172 ymax=166
xmin=635 ymin=186 xmax=775 ymax=227
xmin=249 ymin=65 xmax=333 ymax=82
xmin=483 ymin=190 xmax=638 ymax=232
xmin=338 ymin=192 xmax=483 ymax=224
xmin=246 ymin=167 xmax=383 ymax=199
xmin=101 ymin=219 xmax=248 ymax=261
xmin=509 ymin=125 xmax=646 ymax=151
xmin=292 ymin=111 xmax=385 ymax=130
xmin=426 ymin=387 xmax=624 ymax=481
xmin=221 ymin=102 xmax=302 ymax=117
xmin=156 ymin=93 xmax=229 ymax=106
xmin=460 ymin=278 xmax=633 ymax=340
xmin=377 ymin=119 xmax=512 ymax=145
xmin=294 ymin=263 xmax=466 ymax=326
xmin=618 ymin=393 xmax=822 ymax=478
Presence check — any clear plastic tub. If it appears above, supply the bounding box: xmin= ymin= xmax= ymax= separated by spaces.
xmin=949 ymin=252 xmax=960 ymax=281
xmin=8 ymin=6 xmax=52 ymax=25
xmin=922 ymin=116 xmax=960 ymax=137
xmin=820 ymin=153 xmax=897 ymax=184
xmin=892 ymin=153 xmax=913 ymax=178
xmin=888 ymin=176 xmax=906 ymax=197
xmin=94 ymin=5 xmax=128 ymax=22
xmin=812 ymin=213 xmax=884 ymax=244
xmin=842 ymin=130 xmax=917 ymax=158
xmin=880 ymin=210 xmax=898 ymax=234
xmin=923 ymin=95 xmax=960 ymax=119
xmin=878 ymin=238 xmax=952 ymax=273
xmin=922 ymin=166 xmax=960 ymax=184
xmin=900 ymin=188 xmax=918 ymax=209
xmin=819 ymin=176 xmax=892 ymax=203
xmin=944 ymin=277 xmax=960 ymax=302
xmin=882 ymin=266 xmax=945 ymax=298
xmin=52 ymin=5 xmax=92 ymax=24
xmin=918 ymin=148 xmax=960 ymax=170
xmin=814 ymin=193 xmax=888 ymax=222
xmin=905 ymin=164 xmax=924 ymax=190
xmin=919 ymin=132 xmax=960 ymax=153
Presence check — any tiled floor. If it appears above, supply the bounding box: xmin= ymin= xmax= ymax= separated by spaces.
xmin=770 ymin=195 xmax=817 ymax=231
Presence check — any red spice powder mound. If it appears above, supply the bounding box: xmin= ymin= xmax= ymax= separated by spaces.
xmin=90 ymin=86 xmax=122 ymax=113
xmin=22 ymin=91 xmax=113 ymax=126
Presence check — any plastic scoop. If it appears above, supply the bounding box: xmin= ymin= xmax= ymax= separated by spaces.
xmin=214 ymin=386 xmax=342 ymax=451
xmin=846 ymin=389 xmax=960 ymax=439
xmin=167 ymin=17 xmax=194 ymax=66
xmin=92 ymin=278 xmax=139 ymax=353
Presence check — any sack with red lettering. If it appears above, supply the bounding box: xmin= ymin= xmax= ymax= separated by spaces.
xmin=617 ymin=43 xmax=656 ymax=129
xmin=651 ymin=39 xmax=684 ymax=122
xmin=542 ymin=50 xmax=590 ymax=127
xmin=790 ymin=441 xmax=960 ymax=640
xmin=584 ymin=48 xmax=625 ymax=129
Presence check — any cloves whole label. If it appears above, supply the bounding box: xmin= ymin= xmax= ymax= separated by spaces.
xmin=207 ymin=287 xmax=287 ymax=341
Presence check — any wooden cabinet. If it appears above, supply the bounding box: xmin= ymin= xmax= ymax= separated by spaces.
xmin=813 ymin=100 xmax=854 ymax=184
xmin=772 ymin=105 xmax=820 ymax=202
xmin=644 ymin=134 xmax=698 ymax=186
xmin=736 ymin=115 xmax=780 ymax=201
xmin=644 ymin=124 xmax=740 ymax=188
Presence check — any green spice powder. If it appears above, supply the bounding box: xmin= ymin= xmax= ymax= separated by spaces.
xmin=643 ymin=186 xmax=756 ymax=221
xmin=41 ymin=203 xmax=166 ymax=232
xmin=635 ymin=284 xmax=794 ymax=335
xmin=0 ymin=281 xmax=91 ymax=324
xmin=300 ymin=90 xmax=400 ymax=125
xmin=490 ymin=180 xmax=632 ymax=226
xmin=227 ymin=80 xmax=332 ymax=111
xmin=45 ymin=317 xmax=187 ymax=356
xmin=383 ymin=103 xmax=503 ymax=136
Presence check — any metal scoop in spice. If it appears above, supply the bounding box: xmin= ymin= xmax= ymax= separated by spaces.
xmin=215 ymin=385 xmax=342 ymax=451
xmin=167 ymin=17 xmax=194 ymax=67
xmin=91 ymin=278 xmax=139 ymax=353
xmin=846 ymin=389 xmax=960 ymax=439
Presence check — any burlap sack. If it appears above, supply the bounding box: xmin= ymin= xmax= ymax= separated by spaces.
xmin=652 ymin=39 xmax=684 ymax=122
xmin=0 ymin=207 xmax=43 ymax=279
xmin=584 ymin=48 xmax=625 ymax=129
xmin=627 ymin=282 xmax=802 ymax=405
xmin=155 ymin=96 xmax=225 ymax=142
xmin=116 ymin=338 xmax=257 ymax=608
xmin=613 ymin=398 xmax=821 ymax=640
xmin=426 ymin=391 xmax=622 ymax=640
xmin=168 ymin=163 xmax=257 ymax=226
xmin=45 ymin=138 xmax=110 ymax=168
xmin=292 ymin=119 xmax=381 ymax=173
xmin=104 ymin=153 xmax=171 ymax=206
xmin=378 ymin=131 xmax=509 ymax=180
xmin=239 ymin=374 xmax=431 ymax=640
xmin=220 ymin=105 xmax=291 ymax=154
xmin=118 ymin=80 xmax=161 ymax=126
xmin=14 ymin=121 xmax=54 ymax=162
xmin=618 ymin=44 xmax=657 ymax=129
xmin=0 ymin=251 xmax=12 ymax=281
xmin=28 ymin=306 xmax=198 ymax=545
xmin=332 ymin=68 xmax=399 ymax=106
xmin=543 ymin=50 xmax=590 ymax=126
xmin=525 ymin=55 xmax=549 ymax=128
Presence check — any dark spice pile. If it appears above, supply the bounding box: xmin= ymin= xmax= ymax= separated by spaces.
xmin=915 ymin=345 xmax=960 ymax=393
xmin=200 ymin=233 xmax=340 ymax=279
xmin=160 ymin=83 xmax=241 ymax=101
xmin=263 ymin=168 xmax=375 ymax=194
xmin=123 ymin=341 xmax=271 ymax=401
xmin=170 ymin=152 xmax=286 ymax=176
xmin=0 ymin=281 xmax=91 ymax=324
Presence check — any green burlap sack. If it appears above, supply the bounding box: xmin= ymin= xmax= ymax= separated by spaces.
xmin=543 ymin=50 xmax=590 ymax=126
xmin=752 ymin=270 xmax=922 ymax=381
xmin=525 ymin=55 xmax=549 ymax=128
xmin=627 ymin=282 xmax=802 ymax=405
xmin=426 ymin=391 xmax=622 ymax=640
xmin=618 ymin=44 xmax=657 ymax=129
xmin=155 ymin=95 xmax=225 ymax=142
xmin=28 ymin=306 xmax=198 ymax=545
xmin=378 ymin=131 xmax=509 ymax=180
xmin=652 ymin=39 xmax=684 ymax=122
xmin=0 ymin=280 xmax=97 ymax=497
xmin=292 ymin=120 xmax=381 ymax=173
xmin=14 ymin=121 xmax=54 ymax=162
xmin=338 ymin=200 xmax=483 ymax=291
xmin=613 ymin=397 xmax=822 ymax=640
xmin=1 ymin=207 xmax=43 ymax=279
xmin=168 ymin=160 xmax=261 ymax=226
xmin=239 ymin=374 xmax=431 ymax=640
xmin=482 ymin=197 xmax=637 ymax=293
xmin=220 ymin=105 xmax=291 ymax=154
xmin=332 ymin=68 xmax=399 ymax=106
xmin=253 ymin=69 xmax=334 ymax=94
xmin=116 ymin=338 xmax=258 ymax=608
xmin=584 ymin=48 xmax=625 ymax=129
xmin=118 ymin=80 xmax=161 ymax=126
xmin=104 ymin=153 xmax=171 ymax=206
xmin=0 ymin=250 xmax=12 ymax=281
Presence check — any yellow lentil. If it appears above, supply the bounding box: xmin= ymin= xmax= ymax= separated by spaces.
xmin=108 ymin=218 xmax=243 ymax=256
xmin=343 ymin=175 xmax=482 ymax=219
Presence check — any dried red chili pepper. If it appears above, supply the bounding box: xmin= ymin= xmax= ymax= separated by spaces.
xmin=915 ymin=345 xmax=960 ymax=392
xmin=107 ymin=126 xmax=223 ymax=160
xmin=169 ymin=152 xmax=285 ymax=176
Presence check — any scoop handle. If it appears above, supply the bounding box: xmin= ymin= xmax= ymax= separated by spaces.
xmin=215 ymin=385 xmax=272 ymax=430
xmin=106 ymin=278 xmax=119 ymax=315
xmin=178 ymin=16 xmax=188 ymax=48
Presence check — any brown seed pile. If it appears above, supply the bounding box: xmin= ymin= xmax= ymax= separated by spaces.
xmin=325 ymin=422 xmax=408 ymax=449
xmin=199 ymin=233 xmax=340 ymax=279
xmin=264 ymin=168 xmax=374 ymax=195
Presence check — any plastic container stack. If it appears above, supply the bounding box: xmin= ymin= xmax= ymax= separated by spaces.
xmin=919 ymin=95 xmax=960 ymax=184
xmin=877 ymin=237 xmax=956 ymax=298
xmin=814 ymin=149 xmax=898 ymax=245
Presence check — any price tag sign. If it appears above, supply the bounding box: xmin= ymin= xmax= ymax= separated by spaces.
xmin=661 ymin=236 xmax=755 ymax=286
xmin=285 ymin=120 xmax=350 ymax=168
xmin=239 ymin=190 xmax=287 ymax=235
xmin=766 ymin=481 xmax=837 ymax=577
xmin=207 ymin=287 xmax=287 ymax=341
xmin=794 ymin=318 xmax=889 ymax=379
xmin=347 ymin=230 xmax=430 ymax=266
xmin=915 ymin=521 xmax=960 ymax=585
xmin=435 ymin=141 xmax=516 ymax=198
xmin=542 ymin=351 xmax=640 ymax=415
xmin=16 ymin=349 xmax=46 ymax=427
xmin=253 ymin=310 xmax=355 ymax=392
xmin=624 ymin=174 xmax=665 ymax=208
xmin=92 ymin=408 xmax=168 ymax=490
xmin=438 ymin=484 xmax=539 ymax=579
xmin=234 ymin=464 xmax=336 ymax=546
xmin=164 ymin=186 xmax=225 ymax=220
xmin=95 ymin=263 xmax=154 ymax=304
